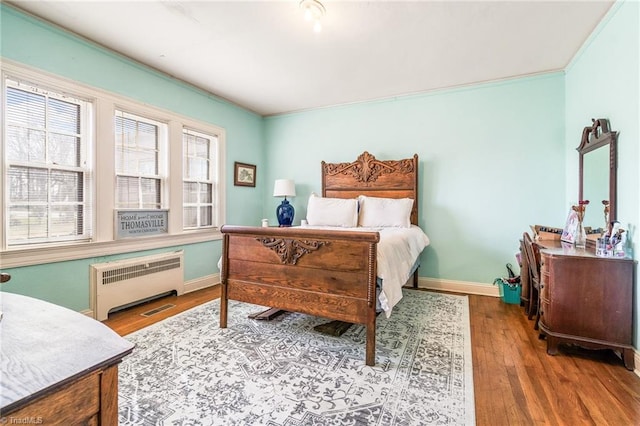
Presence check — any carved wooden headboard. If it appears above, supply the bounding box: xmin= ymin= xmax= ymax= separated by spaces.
xmin=321 ymin=151 xmax=419 ymax=225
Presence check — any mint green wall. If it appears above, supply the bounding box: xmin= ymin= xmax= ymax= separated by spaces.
xmin=0 ymin=4 xmax=264 ymax=310
xmin=565 ymin=0 xmax=639 ymax=345
xmin=264 ymin=75 xmax=566 ymax=283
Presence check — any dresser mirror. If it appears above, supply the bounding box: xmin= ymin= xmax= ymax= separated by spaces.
xmin=578 ymin=118 xmax=617 ymax=228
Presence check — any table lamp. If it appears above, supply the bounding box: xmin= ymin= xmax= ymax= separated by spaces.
xmin=273 ymin=179 xmax=296 ymax=227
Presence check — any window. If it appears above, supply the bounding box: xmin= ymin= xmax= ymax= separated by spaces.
xmin=2 ymin=63 xmax=225 ymax=264
xmin=115 ymin=110 xmax=166 ymax=209
xmin=183 ymin=128 xmax=217 ymax=229
xmin=4 ymin=78 xmax=92 ymax=246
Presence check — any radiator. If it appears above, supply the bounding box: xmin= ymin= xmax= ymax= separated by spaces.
xmin=90 ymin=251 xmax=184 ymax=321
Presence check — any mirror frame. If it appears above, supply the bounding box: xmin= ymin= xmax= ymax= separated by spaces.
xmin=577 ymin=118 xmax=618 ymax=222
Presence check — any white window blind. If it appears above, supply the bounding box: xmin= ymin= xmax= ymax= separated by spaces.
xmin=183 ymin=128 xmax=216 ymax=229
xmin=4 ymin=78 xmax=92 ymax=246
xmin=115 ymin=110 xmax=166 ymax=209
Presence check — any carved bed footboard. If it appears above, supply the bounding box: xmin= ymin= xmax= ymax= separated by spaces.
xmin=220 ymin=225 xmax=380 ymax=366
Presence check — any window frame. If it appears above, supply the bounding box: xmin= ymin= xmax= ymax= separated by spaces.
xmin=4 ymin=75 xmax=94 ymax=248
xmin=0 ymin=61 xmax=226 ymax=268
xmin=182 ymin=127 xmax=218 ymax=230
xmin=114 ymin=109 xmax=168 ymax=210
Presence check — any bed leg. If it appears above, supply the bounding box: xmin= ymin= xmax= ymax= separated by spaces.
xmin=220 ymin=283 xmax=228 ymax=328
xmin=365 ymin=323 xmax=376 ymax=366
xmin=413 ymin=270 xmax=419 ymax=288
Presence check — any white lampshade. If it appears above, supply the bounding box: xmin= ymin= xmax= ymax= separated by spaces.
xmin=273 ymin=179 xmax=296 ymax=197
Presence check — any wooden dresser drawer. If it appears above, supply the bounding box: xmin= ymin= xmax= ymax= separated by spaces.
xmin=539 ymin=253 xmax=550 ymax=301
xmin=539 ymin=298 xmax=550 ymax=328
xmin=7 ymin=370 xmax=100 ymax=423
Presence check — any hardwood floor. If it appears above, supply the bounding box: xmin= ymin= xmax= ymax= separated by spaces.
xmin=104 ymin=286 xmax=640 ymax=425
xmin=103 ymin=285 xmax=220 ymax=336
xmin=471 ymin=294 xmax=640 ymax=425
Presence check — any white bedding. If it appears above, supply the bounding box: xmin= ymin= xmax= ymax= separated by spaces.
xmin=302 ymin=224 xmax=430 ymax=317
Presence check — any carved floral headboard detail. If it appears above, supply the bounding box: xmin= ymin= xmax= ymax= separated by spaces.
xmin=321 ymin=151 xmax=420 ymax=225
xmin=322 ymin=151 xmax=416 ymax=184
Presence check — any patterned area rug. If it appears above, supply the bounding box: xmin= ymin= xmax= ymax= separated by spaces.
xmin=118 ymin=290 xmax=475 ymax=425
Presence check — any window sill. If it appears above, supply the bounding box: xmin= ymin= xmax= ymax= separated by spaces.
xmin=0 ymin=230 xmax=222 ymax=268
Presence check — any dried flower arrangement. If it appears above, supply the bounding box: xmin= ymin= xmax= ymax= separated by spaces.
xmin=602 ymin=200 xmax=610 ymax=227
xmin=572 ymin=199 xmax=590 ymax=223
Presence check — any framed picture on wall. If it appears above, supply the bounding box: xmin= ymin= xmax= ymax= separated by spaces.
xmin=234 ymin=162 xmax=256 ymax=187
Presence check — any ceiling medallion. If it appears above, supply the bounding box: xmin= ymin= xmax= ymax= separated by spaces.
xmin=299 ymin=0 xmax=326 ymax=33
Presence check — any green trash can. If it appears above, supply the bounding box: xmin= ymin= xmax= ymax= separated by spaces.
xmin=494 ymin=278 xmax=521 ymax=304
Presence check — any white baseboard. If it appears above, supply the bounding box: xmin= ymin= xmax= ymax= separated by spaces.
xmin=184 ymin=273 xmax=220 ymax=294
xmin=184 ymin=274 xmax=497 ymax=297
xmin=417 ymin=277 xmax=500 ymax=297
xmin=635 ymin=350 xmax=640 ymax=378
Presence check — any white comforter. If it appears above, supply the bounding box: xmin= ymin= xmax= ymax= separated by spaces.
xmin=303 ymin=225 xmax=430 ymax=317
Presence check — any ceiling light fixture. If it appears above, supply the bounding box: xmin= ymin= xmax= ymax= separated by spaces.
xmin=299 ymin=0 xmax=326 ymax=33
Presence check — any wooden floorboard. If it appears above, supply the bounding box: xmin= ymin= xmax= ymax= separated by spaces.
xmin=103 ymin=286 xmax=640 ymax=425
xmin=102 ymin=285 xmax=220 ymax=336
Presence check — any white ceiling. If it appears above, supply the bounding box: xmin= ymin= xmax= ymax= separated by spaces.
xmin=9 ymin=1 xmax=614 ymax=116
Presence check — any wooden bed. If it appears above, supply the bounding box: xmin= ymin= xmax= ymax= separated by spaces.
xmin=220 ymin=151 xmax=419 ymax=366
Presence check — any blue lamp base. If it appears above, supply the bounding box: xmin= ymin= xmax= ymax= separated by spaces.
xmin=276 ymin=199 xmax=295 ymax=227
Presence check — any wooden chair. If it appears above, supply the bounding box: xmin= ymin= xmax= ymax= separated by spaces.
xmin=522 ymin=232 xmax=542 ymax=330
xmin=518 ymin=239 xmax=530 ymax=311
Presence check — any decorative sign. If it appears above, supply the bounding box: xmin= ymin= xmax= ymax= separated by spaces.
xmin=116 ymin=210 xmax=168 ymax=239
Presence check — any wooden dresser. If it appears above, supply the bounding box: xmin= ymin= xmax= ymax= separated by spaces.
xmin=537 ymin=241 xmax=635 ymax=370
xmin=0 ymin=292 xmax=134 ymax=423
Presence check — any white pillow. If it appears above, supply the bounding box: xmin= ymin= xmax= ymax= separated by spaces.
xmin=306 ymin=193 xmax=358 ymax=227
xmin=358 ymin=195 xmax=413 ymax=228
